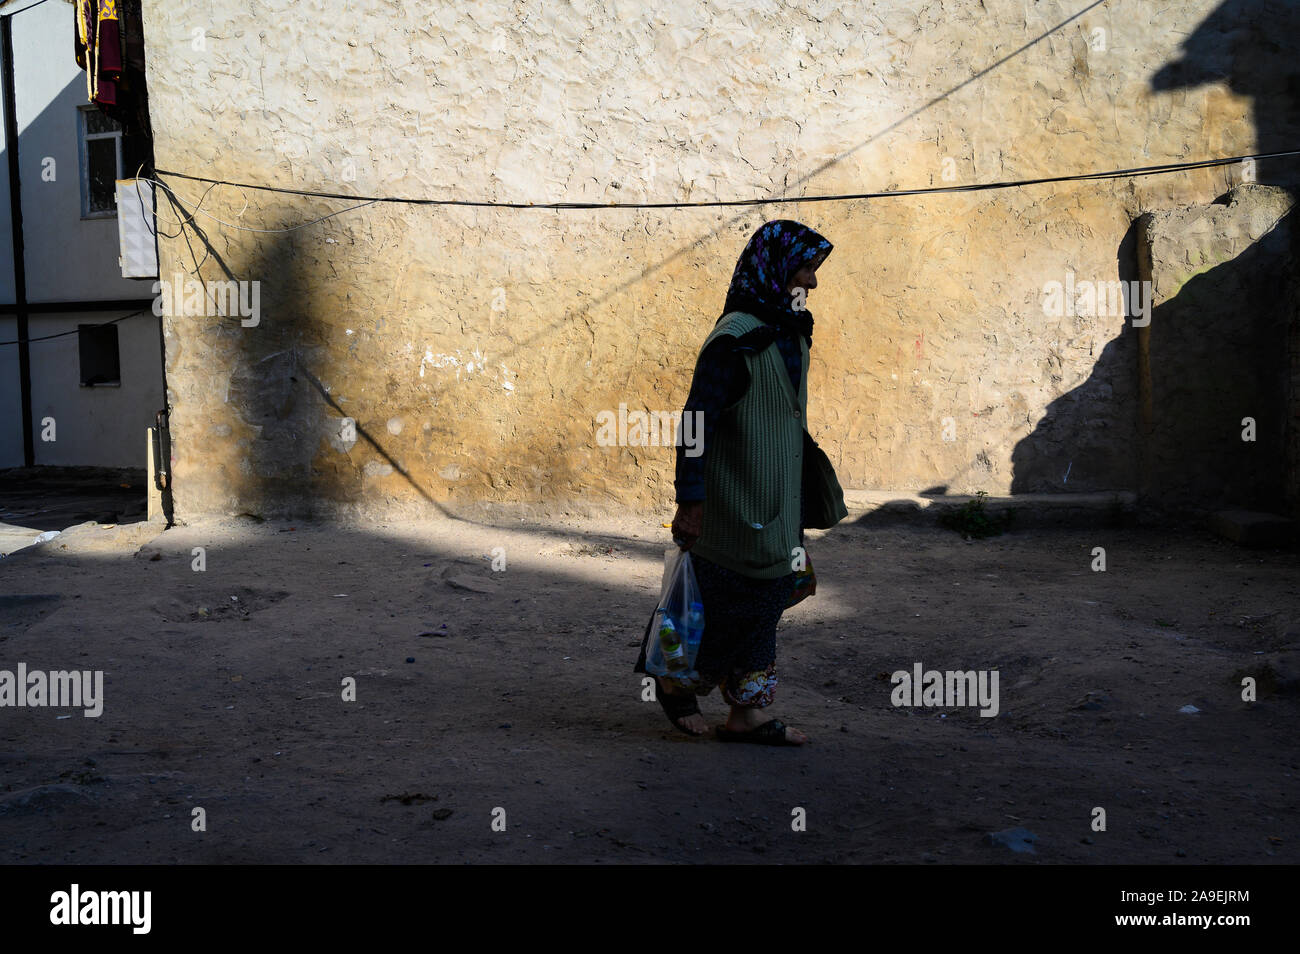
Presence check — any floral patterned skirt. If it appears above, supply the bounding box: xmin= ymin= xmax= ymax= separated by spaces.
xmin=687 ymin=552 xmax=796 ymax=708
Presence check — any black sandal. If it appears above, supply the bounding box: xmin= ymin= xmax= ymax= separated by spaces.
xmin=715 ymin=719 xmax=805 ymax=746
xmin=655 ymin=679 xmax=706 ymax=736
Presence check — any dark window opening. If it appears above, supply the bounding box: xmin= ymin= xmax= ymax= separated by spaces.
xmin=79 ymin=106 xmax=123 ymax=218
xmin=79 ymin=324 xmax=121 ymax=386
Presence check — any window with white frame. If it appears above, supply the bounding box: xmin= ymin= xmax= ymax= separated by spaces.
xmin=78 ymin=106 xmax=123 ymax=218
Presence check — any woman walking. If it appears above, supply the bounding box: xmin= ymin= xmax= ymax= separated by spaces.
xmin=638 ymin=219 xmax=834 ymax=746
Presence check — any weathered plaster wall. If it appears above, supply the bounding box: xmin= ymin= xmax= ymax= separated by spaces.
xmin=1137 ymin=185 xmax=1296 ymax=514
xmin=137 ymin=0 xmax=1300 ymax=518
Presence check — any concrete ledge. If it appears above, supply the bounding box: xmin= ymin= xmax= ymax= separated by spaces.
xmin=841 ymin=490 xmax=1140 ymax=529
xmin=0 ymin=523 xmax=55 ymax=558
xmin=1206 ymin=510 xmax=1298 ymax=548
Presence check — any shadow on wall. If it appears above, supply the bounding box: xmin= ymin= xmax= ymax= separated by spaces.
xmin=1150 ymin=0 xmax=1300 ymax=192
xmin=166 ymin=194 xmax=601 ymax=521
xmin=1011 ymin=0 xmax=1300 ymax=517
xmin=155 ymin=2 xmax=1128 ymax=520
xmin=1007 ymin=218 xmax=1143 ymax=496
xmin=1135 ymin=197 xmax=1294 ymax=513
xmin=226 ymin=213 xmax=353 ymax=518
xmin=230 ymin=211 xmax=600 ymax=519
xmin=160 ymin=195 xmax=355 ymax=518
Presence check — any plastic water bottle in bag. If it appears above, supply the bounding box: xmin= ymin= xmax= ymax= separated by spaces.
xmin=658 ymin=612 xmax=689 ymax=672
xmin=642 ymin=548 xmax=705 ymax=678
xmin=685 ymin=601 xmax=704 ymax=666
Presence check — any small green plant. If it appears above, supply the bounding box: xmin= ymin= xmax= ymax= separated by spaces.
xmin=938 ymin=490 xmax=1014 ymax=539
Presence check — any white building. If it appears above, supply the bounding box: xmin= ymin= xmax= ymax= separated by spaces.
xmin=0 ymin=0 xmax=161 ymax=469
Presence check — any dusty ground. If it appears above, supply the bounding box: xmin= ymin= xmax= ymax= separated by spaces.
xmin=0 ymin=468 xmax=148 ymax=532
xmin=0 ymin=507 xmax=1297 ymax=864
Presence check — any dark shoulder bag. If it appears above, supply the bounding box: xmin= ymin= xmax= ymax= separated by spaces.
xmin=802 ymin=429 xmax=848 ymax=530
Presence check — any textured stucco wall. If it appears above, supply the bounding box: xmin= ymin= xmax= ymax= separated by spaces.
xmin=1137 ymin=185 xmax=1296 ymax=515
xmin=137 ymin=0 xmax=1300 ymax=518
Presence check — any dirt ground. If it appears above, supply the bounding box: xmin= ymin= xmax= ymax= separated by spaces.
xmin=0 ymin=508 xmax=1297 ymax=864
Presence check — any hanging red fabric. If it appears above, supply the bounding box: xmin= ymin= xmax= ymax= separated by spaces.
xmin=73 ymin=0 xmax=124 ymax=106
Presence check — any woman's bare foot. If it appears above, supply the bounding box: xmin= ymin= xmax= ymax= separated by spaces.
xmin=658 ymin=676 xmax=709 ymax=735
xmin=723 ymin=704 xmax=808 ymax=744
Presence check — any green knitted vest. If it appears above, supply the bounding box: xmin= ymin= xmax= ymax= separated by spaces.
xmin=690 ymin=311 xmax=808 ymax=579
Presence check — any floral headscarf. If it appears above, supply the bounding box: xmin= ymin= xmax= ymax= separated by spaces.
xmin=720 ymin=219 xmax=832 ymax=343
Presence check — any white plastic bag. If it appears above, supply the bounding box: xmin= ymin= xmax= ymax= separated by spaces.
xmin=644 ymin=548 xmax=704 ymax=680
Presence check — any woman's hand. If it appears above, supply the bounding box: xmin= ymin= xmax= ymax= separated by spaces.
xmin=671 ymin=501 xmax=704 ymax=550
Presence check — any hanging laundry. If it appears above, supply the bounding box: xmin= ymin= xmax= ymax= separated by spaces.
xmin=74 ymin=0 xmax=124 ymax=107
xmin=72 ymin=0 xmax=152 ymax=164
